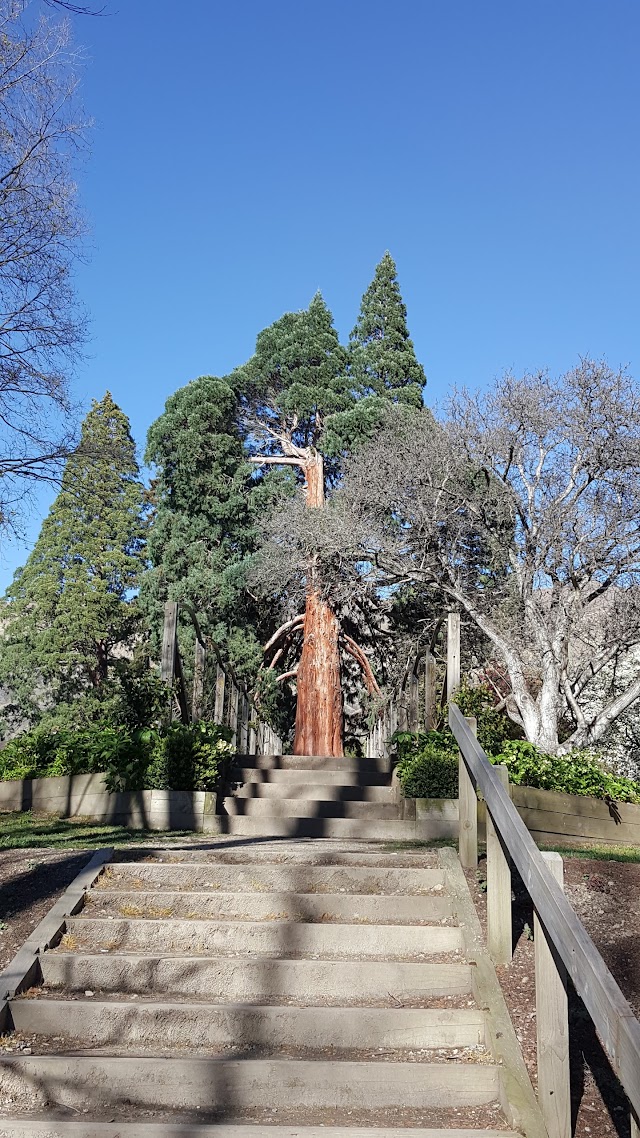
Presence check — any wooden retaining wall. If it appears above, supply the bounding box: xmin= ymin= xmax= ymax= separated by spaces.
xmin=0 ymin=771 xmax=638 ymax=844
xmin=401 ymin=784 xmax=640 ymax=847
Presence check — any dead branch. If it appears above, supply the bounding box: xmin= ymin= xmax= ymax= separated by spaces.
xmin=276 ymin=667 xmax=299 ymax=685
xmin=342 ymin=633 xmax=381 ymax=696
xmin=263 ymin=614 xmax=305 ymax=658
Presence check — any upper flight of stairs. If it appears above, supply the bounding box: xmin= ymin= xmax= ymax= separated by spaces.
xmin=0 ymin=831 xmax=546 ymax=1138
xmin=215 ymin=753 xmax=452 ymax=840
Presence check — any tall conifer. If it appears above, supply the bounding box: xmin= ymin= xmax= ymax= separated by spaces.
xmin=1 ymin=393 xmax=147 ymax=715
xmin=349 ymin=252 xmax=425 ymax=408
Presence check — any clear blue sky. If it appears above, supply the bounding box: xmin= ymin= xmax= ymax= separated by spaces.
xmin=2 ymin=0 xmax=640 ymax=586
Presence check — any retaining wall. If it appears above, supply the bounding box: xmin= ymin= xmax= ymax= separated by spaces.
xmin=0 ymin=771 xmax=638 ymax=844
xmin=400 ymin=785 xmax=640 ymax=846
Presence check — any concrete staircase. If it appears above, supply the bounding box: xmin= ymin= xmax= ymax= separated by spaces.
xmin=215 ymin=754 xmax=450 ymax=841
xmin=0 ymin=835 xmax=545 ymax=1137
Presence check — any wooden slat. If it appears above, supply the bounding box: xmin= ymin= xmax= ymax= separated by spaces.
xmin=535 ymin=852 xmax=570 ymax=1138
xmin=513 ymin=783 xmax=640 ymax=824
xmin=213 ymin=665 xmax=225 ymax=726
xmin=487 ymin=764 xmax=512 ymax=965
xmin=229 ymin=684 xmax=239 ymax=745
xmin=446 ymin=612 xmax=461 ymax=700
xmin=425 ymin=651 xmax=437 ymax=730
xmin=517 ymin=806 xmax=640 ymax=845
xmin=191 ymin=638 xmax=206 ymax=722
xmin=449 ymin=703 xmax=640 ymax=1121
xmin=458 ymin=715 xmax=478 ymax=869
xmin=239 ymin=694 xmax=249 ymax=752
xmin=161 ymin=601 xmax=178 ymax=685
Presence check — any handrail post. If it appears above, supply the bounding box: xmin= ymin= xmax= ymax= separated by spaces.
xmin=535 ymin=852 xmax=570 ymax=1138
xmin=486 ymin=763 xmax=512 ymax=965
xmin=446 ymin=611 xmax=461 ymax=700
xmin=458 ymin=715 xmax=478 ymax=869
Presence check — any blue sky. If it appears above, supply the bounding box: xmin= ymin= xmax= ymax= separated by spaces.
xmin=2 ymin=0 xmax=640 ymax=587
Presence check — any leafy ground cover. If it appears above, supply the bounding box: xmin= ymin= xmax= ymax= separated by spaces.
xmin=394 ymin=687 xmax=640 ymax=804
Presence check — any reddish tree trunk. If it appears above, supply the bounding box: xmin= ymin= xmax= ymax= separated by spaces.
xmin=292 ymin=453 xmax=344 ymax=757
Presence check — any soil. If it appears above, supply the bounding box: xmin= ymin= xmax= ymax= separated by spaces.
xmin=465 ymin=855 xmax=640 ymax=1138
xmin=0 ymin=848 xmax=93 ymax=972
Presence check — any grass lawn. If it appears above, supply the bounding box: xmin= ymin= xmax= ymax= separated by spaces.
xmin=382 ymin=836 xmax=640 ymax=863
xmin=0 ymin=810 xmax=193 ymax=850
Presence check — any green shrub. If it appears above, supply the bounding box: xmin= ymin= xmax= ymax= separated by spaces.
xmin=492 ymin=740 xmax=640 ymax=804
xmin=397 ymin=745 xmax=458 ymax=798
xmin=0 ymin=720 xmax=237 ymax=795
xmin=144 ymin=722 xmax=236 ymax=793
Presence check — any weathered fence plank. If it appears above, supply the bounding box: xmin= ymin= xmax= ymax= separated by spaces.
xmin=458 ymin=715 xmax=478 ymax=869
xmin=486 ymin=764 xmax=512 ymax=965
xmin=446 ymin=612 xmax=460 ymax=701
xmin=449 ymin=703 xmax=640 ymax=1124
xmin=535 ymin=852 xmax=570 ymax=1138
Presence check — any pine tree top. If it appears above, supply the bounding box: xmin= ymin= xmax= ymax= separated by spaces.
xmin=349 ymin=252 xmax=426 ymax=409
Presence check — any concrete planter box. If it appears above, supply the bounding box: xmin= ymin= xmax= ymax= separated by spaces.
xmin=409 ymin=784 xmax=640 ymax=847
xmin=0 ymin=772 xmax=223 ymax=832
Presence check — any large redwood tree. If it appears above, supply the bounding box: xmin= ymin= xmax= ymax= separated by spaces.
xmin=241 ymin=255 xmax=426 ymax=756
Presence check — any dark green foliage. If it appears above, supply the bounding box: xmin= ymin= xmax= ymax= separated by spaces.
xmin=0 ymin=720 xmax=236 ymax=795
xmin=141 ymin=375 xmax=280 ymax=689
xmin=493 ymin=740 xmax=640 ymax=804
xmin=0 ymin=394 xmax=147 ymax=724
xmin=394 ymin=685 xmax=640 ymax=804
xmin=349 ymin=252 xmax=425 ymax=409
xmin=397 ymin=745 xmax=458 ymax=798
xmin=241 ymin=293 xmax=351 ymax=456
xmin=144 ymin=721 xmax=237 ymax=793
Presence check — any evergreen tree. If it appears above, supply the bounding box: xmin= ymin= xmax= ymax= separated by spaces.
xmin=140 ymin=375 xmax=286 ymax=688
xmin=349 ymin=252 xmax=426 ymax=409
xmin=0 ymin=393 xmax=147 ymax=720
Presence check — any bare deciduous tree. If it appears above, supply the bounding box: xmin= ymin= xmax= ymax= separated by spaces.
xmin=344 ymin=361 xmax=640 ymax=754
xmin=0 ymin=2 xmax=88 ymax=532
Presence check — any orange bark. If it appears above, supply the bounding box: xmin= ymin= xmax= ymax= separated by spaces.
xmin=292 ymin=452 xmax=344 ymax=757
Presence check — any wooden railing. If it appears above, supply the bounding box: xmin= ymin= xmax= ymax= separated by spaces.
xmin=450 ymin=703 xmax=640 ymax=1138
xmin=160 ymin=601 xmax=282 ymax=755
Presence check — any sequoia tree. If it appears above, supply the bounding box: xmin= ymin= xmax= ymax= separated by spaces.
xmin=0 ymin=393 xmax=147 ymax=720
xmin=349 ymin=251 xmax=425 ymax=409
xmin=243 ymin=259 xmax=426 ymax=755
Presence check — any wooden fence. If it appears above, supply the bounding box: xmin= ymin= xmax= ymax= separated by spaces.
xmin=450 ymin=702 xmax=640 ymax=1138
xmin=160 ymin=601 xmax=282 ymax=755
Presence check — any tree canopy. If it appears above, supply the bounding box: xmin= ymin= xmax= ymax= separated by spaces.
xmin=0 ymin=3 xmax=89 ymax=533
xmin=0 ymin=393 xmax=147 ymax=725
xmin=342 ymin=360 xmax=640 ymax=754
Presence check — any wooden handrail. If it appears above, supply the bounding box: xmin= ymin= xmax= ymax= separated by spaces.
xmin=449 ymin=702 xmax=640 ymax=1123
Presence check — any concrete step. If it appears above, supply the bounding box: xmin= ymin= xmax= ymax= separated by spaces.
xmin=118 ymin=845 xmax=442 ymax=867
xmin=95 ymin=862 xmax=444 ymax=894
xmin=222 ymin=799 xmax=401 ymax=819
xmin=0 ymin=1055 xmax=502 ymax=1113
xmin=202 ymin=817 xmax=453 ymax=840
xmin=237 ymin=755 xmax=391 ymax=772
xmin=238 ymin=768 xmax=390 ymax=786
xmin=0 ymin=1124 xmax=523 ymax=1138
xmin=64 ymin=917 xmax=463 ymax=957
xmin=41 ymin=953 xmax=474 ymax=1000
xmin=10 ymin=999 xmax=487 ymax=1049
xmin=233 ymin=782 xmax=395 ymax=800
xmin=85 ymin=890 xmax=453 ymax=923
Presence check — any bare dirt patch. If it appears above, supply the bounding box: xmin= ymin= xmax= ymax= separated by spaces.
xmin=0 ymin=848 xmax=92 ymax=972
xmin=465 ymin=854 xmax=640 ymax=1138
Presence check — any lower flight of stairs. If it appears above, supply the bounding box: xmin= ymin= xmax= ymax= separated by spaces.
xmin=0 ymin=837 xmax=546 ymax=1138
xmin=213 ymin=754 xmax=454 ymax=840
